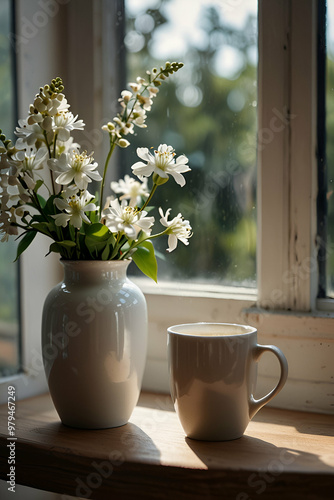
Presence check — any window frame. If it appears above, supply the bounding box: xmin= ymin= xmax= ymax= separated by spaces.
xmin=1 ymin=0 xmax=333 ymax=415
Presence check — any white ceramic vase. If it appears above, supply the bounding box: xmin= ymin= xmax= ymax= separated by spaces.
xmin=41 ymin=259 xmax=147 ymax=429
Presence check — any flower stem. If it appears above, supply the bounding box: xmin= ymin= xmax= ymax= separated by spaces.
xmin=110 ymin=232 xmax=126 ymax=259
xmin=43 ymin=129 xmax=56 ymax=195
xmin=32 ymin=193 xmax=47 ymax=220
xmin=126 ymin=69 xmax=167 ymax=122
xmin=99 ymin=139 xmax=116 ymax=219
xmin=53 ymin=133 xmax=58 ymax=159
xmin=139 ymin=183 xmax=158 ymax=212
xmin=121 ymin=228 xmax=169 ymax=259
xmin=75 ymin=229 xmax=80 ymax=259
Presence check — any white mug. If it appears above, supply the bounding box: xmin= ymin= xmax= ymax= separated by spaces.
xmin=167 ymin=322 xmax=288 ymax=441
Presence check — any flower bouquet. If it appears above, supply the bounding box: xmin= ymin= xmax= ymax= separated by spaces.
xmin=0 ymin=61 xmax=192 ymax=282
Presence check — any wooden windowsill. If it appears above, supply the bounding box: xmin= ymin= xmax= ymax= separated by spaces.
xmin=0 ymin=392 xmax=333 ymax=499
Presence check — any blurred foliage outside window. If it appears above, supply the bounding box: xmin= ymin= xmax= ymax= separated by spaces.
xmin=123 ymin=0 xmax=258 ymax=286
xmin=0 ymin=0 xmax=20 ymax=377
xmin=326 ymin=1 xmax=334 ymax=297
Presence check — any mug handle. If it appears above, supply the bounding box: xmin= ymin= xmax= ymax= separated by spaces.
xmin=249 ymin=344 xmax=288 ymax=419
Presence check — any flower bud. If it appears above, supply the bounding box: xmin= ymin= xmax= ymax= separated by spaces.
xmin=42 ymin=116 xmax=53 ymax=131
xmin=15 ymin=206 xmax=25 ymax=217
xmin=118 ymin=138 xmax=130 ymax=148
xmin=121 ymin=90 xmax=132 ymax=103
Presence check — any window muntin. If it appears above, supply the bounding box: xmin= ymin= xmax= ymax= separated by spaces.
xmin=124 ymin=0 xmax=258 ymax=287
xmin=0 ymin=0 xmax=20 ymax=377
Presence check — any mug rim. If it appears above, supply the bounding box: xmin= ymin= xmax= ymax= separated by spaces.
xmin=167 ymin=322 xmax=257 ymax=337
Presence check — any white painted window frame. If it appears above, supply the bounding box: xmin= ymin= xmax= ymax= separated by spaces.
xmin=1 ymin=0 xmax=333 ymax=415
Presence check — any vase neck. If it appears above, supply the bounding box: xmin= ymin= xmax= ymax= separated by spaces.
xmin=61 ymin=260 xmax=130 ymax=285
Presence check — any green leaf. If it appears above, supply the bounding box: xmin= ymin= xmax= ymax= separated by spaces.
xmin=84 ymin=223 xmax=111 ymax=240
xmin=14 ymin=231 xmax=37 ymax=261
xmin=49 ymin=242 xmax=62 ymax=254
xmin=31 ymin=222 xmax=53 ymax=237
xmin=58 ymin=240 xmax=76 ymax=249
xmin=37 ymin=193 xmax=46 ymax=208
xmin=101 ymin=242 xmax=111 ymax=261
xmin=132 ymin=240 xmax=158 ymax=282
xmin=48 ymin=241 xmax=76 ymax=257
xmin=44 ymin=195 xmax=58 ymax=215
xmin=83 ymin=235 xmax=113 ymax=259
xmin=84 ymin=237 xmax=104 ymax=256
xmin=34 ymin=179 xmax=44 ymax=192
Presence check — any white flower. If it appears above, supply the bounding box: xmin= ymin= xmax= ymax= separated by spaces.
xmin=13 ymin=147 xmax=48 ymax=175
xmin=137 ymin=94 xmax=153 ymax=111
xmin=22 ymin=172 xmax=36 ymax=190
xmin=113 ymin=117 xmax=134 ymax=136
xmin=159 ymin=207 xmax=192 ymax=252
xmin=147 ymin=86 xmax=159 ymax=98
xmin=131 ymin=144 xmax=191 ymax=187
xmin=52 ymin=190 xmax=97 ymax=229
xmin=101 ymin=121 xmax=115 ymax=133
xmin=110 ymin=175 xmax=149 ymax=207
xmin=33 ymin=92 xmax=69 ymax=116
xmin=56 ymin=136 xmax=81 ymax=156
xmin=132 ymin=103 xmax=147 ymax=128
xmin=48 ymin=150 xmax=102 ymax=190
xmin=129 ymin=81 xmax=142 ymax=93
xmin=0 ymin=152 xmax=19 ymax=172
xmin=102 ymin=199 xmax=154 ymax=238
xmin=119 ymin=90 xmax=133 ymax=105
xmin=61 ymin=183 xmax=82 ymax=199
xmin=27 ymin=111 xmax=44 ymax=126
xmin=28 ymin=91 xmax=70 ymax=126
xmin=1 ymin=183 xmax=30 ymax=209
xmin=47 ymin=94 xmax=70 ymax=116
xmin=53 ymin=111 xmax=85 ymax=141
xmin=0 ymin=208 xmax=18 ymax=241
xmin=14 ymin=119 xmax=46 ymax=147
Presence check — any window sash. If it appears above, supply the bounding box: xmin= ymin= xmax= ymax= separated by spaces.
xmin=140 ymin=0 xmax=333 ymax=414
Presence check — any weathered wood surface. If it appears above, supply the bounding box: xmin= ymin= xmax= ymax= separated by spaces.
xmin=0 ymin=392 xmax=333 ymax=499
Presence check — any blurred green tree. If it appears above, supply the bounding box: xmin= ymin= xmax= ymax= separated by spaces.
xmin=123 ymin=0 xmax=257 ymax=286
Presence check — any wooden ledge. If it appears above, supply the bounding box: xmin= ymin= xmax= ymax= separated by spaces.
xmin=0 ymin=392 xmax=333 ymax=499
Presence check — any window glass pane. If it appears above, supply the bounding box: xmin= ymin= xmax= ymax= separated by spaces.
xmin=0 ymin=0 xmax=20 ymax=376
xmin=326 ymin=0 xmax=334 ymax=298
xmin=326 ymin=1 xmax=334 ymax=297
xmin=124 ymin=0 xmax=257 ymax=286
